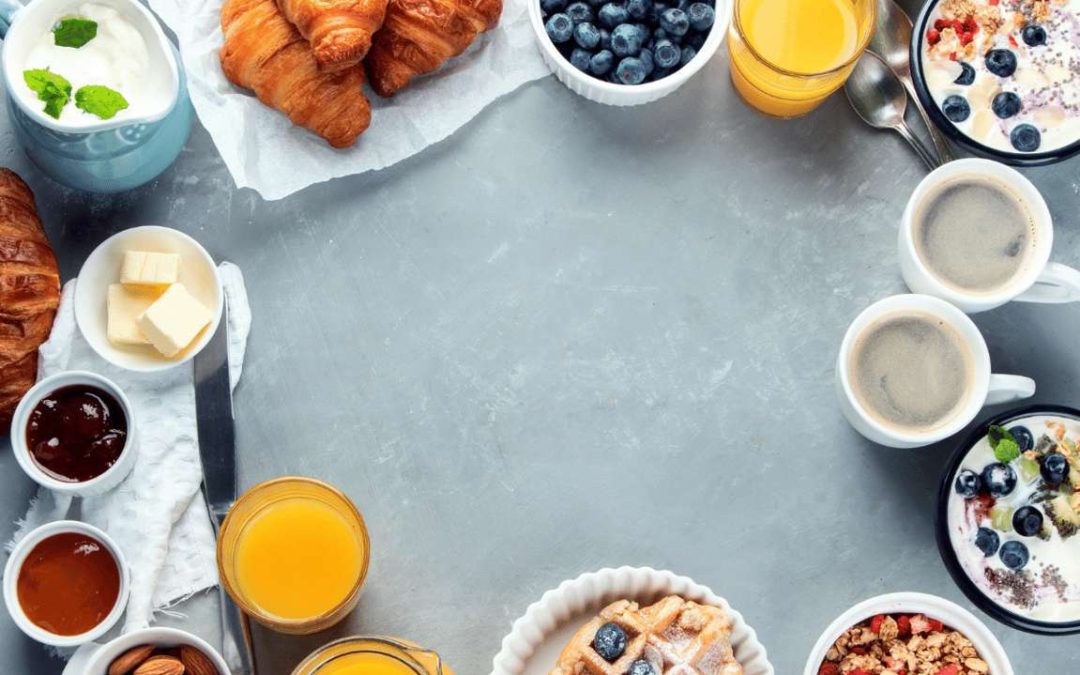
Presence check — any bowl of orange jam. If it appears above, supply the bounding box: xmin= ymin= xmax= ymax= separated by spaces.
xmin=293 ymin=636 xmax=452 ymax=675
xmin=217 ymin=476 xmax=370 ymax=634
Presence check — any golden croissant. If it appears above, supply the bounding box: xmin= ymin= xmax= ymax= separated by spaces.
xmin=221 ymin=0 xmax=372 ymax=148
xmin=365 ymin=0 xmax=503 ymax=97
xmin=276 ymin=0 xmax=389 ymax=71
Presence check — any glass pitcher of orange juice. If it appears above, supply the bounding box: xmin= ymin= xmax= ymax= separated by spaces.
xmin=292 ymin=637 xmax=453 ymax=675
xmin=727 ymin=0 xmax=876 ymax=117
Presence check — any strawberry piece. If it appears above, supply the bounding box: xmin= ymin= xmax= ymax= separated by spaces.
xmin=951 ymin=18 xmax=964 ymax=32
xmin=928 ymin=618 xmax=945 ymax=632
xmin=897 ymin=615 xmax=912 ymax=636
xmin=949 ymin=51 xmax=958 ymax=61
xmin=960 ymin=31 xmax=973 ymax=45
xmin=850 ymin=646 xmax=867 ymax=655
xmin=818 ymin=664 xmax=840 ymax=675
xmin=934 ymin=18 xmax=950 ymax=30
xmin=1009 ymin=34 xmax=1019 ymax=48
xmin=849 ymin=670 xmax=870 ymax=675
xmin=927 ymin=28 xmax=941 ymax=45
xmin=870 ymin=614 xmax=886 ymax=633
xmin=936 ymin=666 xmax=960 ymax=675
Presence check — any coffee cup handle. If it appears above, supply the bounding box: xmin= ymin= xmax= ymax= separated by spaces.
xmin=1015 ymin=262 xmax=1080 ymax=304
xmin=985 ymin=374 xmax=1036 ymax=406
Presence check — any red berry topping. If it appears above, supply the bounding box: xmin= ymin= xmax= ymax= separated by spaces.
xmin=936 ymin=666 xmax=960 ymax=675
xmin=927 ymin=28 xmax=941 ymax=44
xmin=870 ymin=614 xmax=885 ymax=633
xmin=818 ymin=664 xmax=840 ymax=675
xmin=897 ymin=615 xmax=912 ymax=635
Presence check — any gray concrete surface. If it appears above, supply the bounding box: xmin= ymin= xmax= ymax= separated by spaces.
xmin=2 ymin=31 xmax=1078 ymax=675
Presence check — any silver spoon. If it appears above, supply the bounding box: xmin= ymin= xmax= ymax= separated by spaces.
xmin=846 ymin=51 xmax=940 ymax=170
xmin=868 ymin=0 xmax=954 ymax=163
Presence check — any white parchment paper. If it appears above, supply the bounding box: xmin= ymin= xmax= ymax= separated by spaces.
xmin=148 ymin=0 xmax=550 ymax=200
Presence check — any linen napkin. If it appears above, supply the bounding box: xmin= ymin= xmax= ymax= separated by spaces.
xmin=146 ymin=0 xmax=550 ymax=200
xmin=8 ymin=263 xmax=251 ymax=641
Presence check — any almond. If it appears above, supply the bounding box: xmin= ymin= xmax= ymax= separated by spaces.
xmin=179 ymin=645 xmax=220 ymax=675
xmin=133 ymin=655 xmax=185 ymax=675
xmin=108 ymin=645 xmax=156 ymax=675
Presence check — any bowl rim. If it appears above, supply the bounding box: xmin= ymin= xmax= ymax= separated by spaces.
xmin=908 ymin=0 xmax=1080 ymax=167
xmin=527 ymin=0 xmax=732 ymax=98
xmin=802 ymin=592 xmax=1014 ymax=675
xmin=74 ymin=225 xmax=223 ymax=373
xmin=9 ymin=369 xmax=136 ymax=495
xmin=2 ymin=519 xmax=131 ymax=647
xmin=935 ymin=404 xmax=1080 ymax=635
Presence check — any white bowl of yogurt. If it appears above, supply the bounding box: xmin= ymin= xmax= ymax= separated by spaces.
xmin=911 ymin=0 xmax=1080 ymax=164
xmin=938 ymin=405 xmax=1080 ymax=634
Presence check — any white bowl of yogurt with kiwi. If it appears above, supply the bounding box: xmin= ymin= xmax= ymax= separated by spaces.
xmin=938 ymin=406 xmax=1080 ymax=634
xmin=912 ymin=0 xmax=1080 ymax=164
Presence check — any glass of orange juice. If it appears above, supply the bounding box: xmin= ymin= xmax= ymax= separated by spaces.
xmin=292 ymin=637 xmax=453 ymax=675
xmin=727 ymin=0 xmax=876 ymax=117
xmin=217 ymin=477 xmax=370 ymax=634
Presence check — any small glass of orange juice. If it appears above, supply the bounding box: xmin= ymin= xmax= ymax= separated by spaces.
xmin=292 ymin=637 xmax=452 ymax=675
xmin=217 ymin=477 xmax=370 ymax=634
xmin=727 ymin=0 xmax=876 ymax=117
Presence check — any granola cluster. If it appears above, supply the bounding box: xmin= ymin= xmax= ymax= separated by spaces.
xmin=818 ymin=614 xmax=990 ymax=675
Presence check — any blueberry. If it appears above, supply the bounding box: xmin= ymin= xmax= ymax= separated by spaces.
xmin=1012 ymin=505 xmax=1044 ymax=537
xmin=566 ymin=1 xmax=594 ymax=23
xmin=652 ymin=38 xmax=680 ymax=68
xmin=954 ymin=469 xmax=982 ymax=498
xmin=654 ymin=27 xmax=667 ymax=40
xmin=685 ymin=30 xmax=707 ymax=50
xmin=991 ymin=91 xmax=1021 ymax=119
xmin=627 ymin=660 xmax=656 ymax=675
xmin=1008 ymin=426 xmax=1034 ymax=451
xmin=954 ymin=61 xmax=975 ymax=85
xmin=626 ymin=0 xmax=652 ymax=19
xmin=545 ymin=13 xmax=574 ymax=42
xmin=985 ymin=49 xmax=1017 ymax=77
xmin=1010 ymin=124 xmax=1041 ymax=152
xmin=615 ymin=56 xmax=647 ymax=83
xmin=1022 ymin=24 xmax=1047 ymax=46
xmin=574 ymin=21 xmax=601 ymax=48
xmin=941 ymin=95 xmax=970 ymax=122
xmin=975 ymin=527 xmax=1000 ymax=557
xmin=587 ymin=49 xmax=615 ymax=75
xmin=540 ymin=0 xmax=567 ymax=14
xmin=639 ymin=47 xmax=655 ymax=76
xmin=598 ymin=2 xmax=629 ymax=27
xmin=611 ymin=23 xmax=643 ymax=56
xmin=570 ymin=47 xmax=592 ymax=71
xmin=652 ymin=65 xmax=674 ymax=80
xmin=1041 ymin=452 xmax=1069 ymax=485
xmin=649 ymin=2 xmax=667 ymax=22
xmin=660 ymin=8 xmax=689 ymax=36
xmin=593 ymin=623 xmax=627 ymax=661
xmin=686 ymin=2 xmax=714 ymax=31
xmin=999 ymin=540 xmax=1030 ymax=570
xmin=679 ymin=44 xmax=696 ymax=66
xmin=981 ymin=462 xmax=1017 ymax=498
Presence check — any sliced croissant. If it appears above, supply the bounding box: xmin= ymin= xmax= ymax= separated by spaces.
xmin=221 ymin=0 xmax=372 ymax=148
xmin=276 ymin=0 xmax=389 ymax=71
xmin=364 ymin=0 xmax=503 ymax=97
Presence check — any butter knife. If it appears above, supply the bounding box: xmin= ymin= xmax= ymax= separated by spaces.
xmin=194 ymin=302 xmax=257 ymax=675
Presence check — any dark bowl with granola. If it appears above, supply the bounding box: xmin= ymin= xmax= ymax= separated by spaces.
xmin=910 ymin=0 xmax=1080 ymax=166
xmin=803 ymin=592 xmax=1012 ymax=675
xmin=937 ymin=405 xmax=1080 ymax=635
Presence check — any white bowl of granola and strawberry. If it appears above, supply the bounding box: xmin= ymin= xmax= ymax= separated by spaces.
xmin=910 ymin=0 xmax=1080 ymax=164
xmin=803 ymin=592 xmax=1013 ymax=675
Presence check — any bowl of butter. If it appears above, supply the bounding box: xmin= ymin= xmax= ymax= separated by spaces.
xmin=74 ymin=226 xmax=223 ymax=372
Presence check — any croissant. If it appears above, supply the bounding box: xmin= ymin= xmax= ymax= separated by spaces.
xmin=276 ymin=0 xmax=389 ymax=71
xmin=0 ymin=169 xmax=60 ymax=433
xmin=221 ymin=0 xmax=372 ymax=148
xmin=364 ymin=0 xmax=503 ymax=97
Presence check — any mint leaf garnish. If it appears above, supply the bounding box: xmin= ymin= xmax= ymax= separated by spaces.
xmin=989 ymin=424 xmax=1021 ymax=463
xmin=74 ymin=85 xmax=128 ymax=120
xmin=23 ymin=69 xmax=71 ymax=119
xmin=53 ymin=18 xmax=97 ymax=48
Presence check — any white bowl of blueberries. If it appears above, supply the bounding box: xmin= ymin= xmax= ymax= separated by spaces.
xmin=530 ymin=0 xmax=731 ymax=105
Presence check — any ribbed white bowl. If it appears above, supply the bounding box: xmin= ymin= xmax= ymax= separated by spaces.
xmin=490 ymin=566 xmax=773 ymax=675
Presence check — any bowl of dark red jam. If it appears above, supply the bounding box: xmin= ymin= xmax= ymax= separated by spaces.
xmin=11 ymin=371 xmax=136 ymax=497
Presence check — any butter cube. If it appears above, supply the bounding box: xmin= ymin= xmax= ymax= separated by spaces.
xmin=138 ymin=284 xmax=213 ymax=358
xmin=107 ymin=284 xmax=158 ymax=346
xmin=121 ymin=251 xmax=181 ymax=288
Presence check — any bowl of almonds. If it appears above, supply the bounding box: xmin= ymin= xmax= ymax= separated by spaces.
xmin=63 ymin=626 xmax=227 ymax=675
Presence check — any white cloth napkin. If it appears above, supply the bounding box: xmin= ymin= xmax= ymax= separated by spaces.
xmin=8 ymin=263 xmax=251 ymax=642
xmin=147 ymin=0 xmax=550 ymax=200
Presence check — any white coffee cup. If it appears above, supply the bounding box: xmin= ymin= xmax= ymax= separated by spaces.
xmin=836 ymin=294 xmax=1035 ymax=448
xmin=900 ymin=158 xmax=1080 ymax=314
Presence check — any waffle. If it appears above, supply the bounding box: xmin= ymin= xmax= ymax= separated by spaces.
xmin=551 ymin=596 xmax=744 ymax=675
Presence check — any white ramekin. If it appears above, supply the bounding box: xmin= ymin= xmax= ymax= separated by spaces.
xmin=803 ymin=593 xmax=1014 ymax=675
xmin=60 ymin=626 xmax=230 ymax=675
xmin=490 ymin=566 xmax=773 ymax=675
xmin=10 ymin=370 xmax=137 ymax=497
xmin=3 ymin=520 xmax=131 ymax=648
xmin=74 ymin=225 xmax=223 ymax=373
xmin=528 ymin=0 xmax=732 ymax=105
